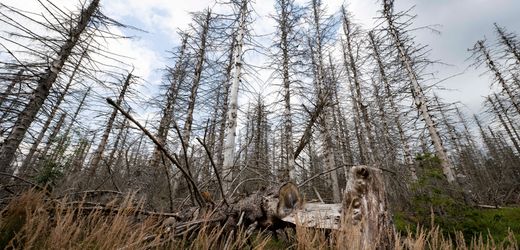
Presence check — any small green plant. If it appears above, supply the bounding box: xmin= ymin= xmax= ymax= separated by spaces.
xmin=33 ymin=159 xmax=64 ymax=188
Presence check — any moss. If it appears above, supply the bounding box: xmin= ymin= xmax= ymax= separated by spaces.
xmin=394 ymin=206 xmax=520 ymax=243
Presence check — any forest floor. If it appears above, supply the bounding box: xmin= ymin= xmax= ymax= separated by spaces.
xmin=1 ymin=190 xmax=518 ymax=249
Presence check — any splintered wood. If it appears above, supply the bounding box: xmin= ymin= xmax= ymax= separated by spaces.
xmin=281 ymin=203 xmax=342 ymax=229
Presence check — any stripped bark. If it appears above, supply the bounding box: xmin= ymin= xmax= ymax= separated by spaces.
xmin=223 ymin=0 xmax=248 ymax=193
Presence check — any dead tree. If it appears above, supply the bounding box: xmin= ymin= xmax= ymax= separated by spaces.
xmin=270 ymin=0 xmax=303 ymax=181
xmin=0 ymin=0 xmax=100 ymax=172
xmin=381 ymin=0 xmax=456 ymax=183
xmin=306 ymin=0 xmax=341 ymax=202
xmin=89 ymin=72 xmax=133 ymax=178
xmin=368 ymin=31 xmax=416 ymax=180
xmin=341 ymin=6 xmax=376 ymax=165
xmin=223 ymin=0 xmax=250 ymax=194
xmin=471 ymin=40 xmax=520 ymax=116
xmin=149 ymin=35 xmax=189 ymax=170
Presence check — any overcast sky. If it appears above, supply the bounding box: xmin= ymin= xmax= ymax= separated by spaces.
xmin=4 ymin=0 xmax=520 ymax=116
xmin=105 ymin=0 xmax=520 ymax=115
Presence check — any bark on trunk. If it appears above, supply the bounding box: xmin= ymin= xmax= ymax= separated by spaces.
xmin=150 ymin=36 xmax=188 ymax=170
xmin=20 ymin=50 xmax=85 ymax=174
xmin=223 ymin=0 xmax=247 ymax=193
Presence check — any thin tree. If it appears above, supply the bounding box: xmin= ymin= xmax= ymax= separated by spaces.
xmin=381 ymin=0 xmax=455 ymax=183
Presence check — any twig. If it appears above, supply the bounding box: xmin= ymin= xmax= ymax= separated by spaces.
xmin=106 ymin=98 xmax=204 ymax=207
xmin=0 ymin=172 xmax=48 ymax=193
xmin=298 ymin=165 xmax=353 ymax=188
xmin=196 ymin=137 xmax=228 ymax=207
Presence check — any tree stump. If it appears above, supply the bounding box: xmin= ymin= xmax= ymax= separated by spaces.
xmin=341 ymin=165 xmax=394 ymax=249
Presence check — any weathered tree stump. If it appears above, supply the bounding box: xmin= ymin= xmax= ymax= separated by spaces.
xmin=341 ymin=165 xmax=394 ymax=249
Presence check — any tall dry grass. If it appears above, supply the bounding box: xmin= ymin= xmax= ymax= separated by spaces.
xmin=0 ymin=190 xmax=517 ymax=249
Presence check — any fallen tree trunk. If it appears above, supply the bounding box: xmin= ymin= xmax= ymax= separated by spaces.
xmin=165 ymin=165 xmax=394 ymax=248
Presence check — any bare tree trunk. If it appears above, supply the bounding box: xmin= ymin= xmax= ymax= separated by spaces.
xmin=51 ymin=87 xmax=90 ymax=161
xmin=0 ymin=0 xmax=100 ymax=172
xmin=340 ymin=41 xmax=367 ymax=164
xmin=278 ymin=0 xmax=296 ymax=180
xmin=341 ymin=8 xmax=376 ymax=165
xmin=476 ymin=40 xmax=520 ymax=115
xmin=494 ymin=93 xmax=520 ymax=142
xmin=309 ymin=0 xmax=341 ymax=202
xmin=215 ymin=37 xmax=235 ymax=176
xmin=342 ymin=166 xmax=394 ymax=249
xmin=494 ymin=23 xmax=520 ymax=65
xmin=20 ymin=50 xmax=86 ymax=174
xmin=150 ymin=35 xmax=188 ymax=170
xmin=180 ymin=10 xmax=211 ymax=156
xmin=369 ymin=31 xmax=415 ymax=177
xmin=89 ymin=72 xmax=132 ymax=178
xmin=383 ymin=1 xmax=455 ymax=182
xmin=488 ymin=96 xmax=520 ymax=153
xmin=0 ymin=69 xmax=24 ymax=110
xmin=223 ymin=0 xmax=247 ymax=193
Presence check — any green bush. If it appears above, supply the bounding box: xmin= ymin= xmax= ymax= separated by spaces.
xmin=395 ymin=153 xmax=520 ymax=243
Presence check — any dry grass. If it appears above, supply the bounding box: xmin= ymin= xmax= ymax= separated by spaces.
xmin=0 ymin=190 xmax=517 ymax=249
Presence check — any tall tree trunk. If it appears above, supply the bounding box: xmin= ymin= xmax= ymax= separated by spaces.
xmin=215 ymin=36 xmax=235 ymax=175
xmin=279 ymin=0 xmax=296 ymax=180
xmin=494 ymin=93 xmax=520 ymax=142
xmin=341 ymin=7 xmax=376 ymax=164
xmin=89 ymin=72 xmax=132 ymax=178
xmin=20 ymin=50 xmax=86 ymax=174
xmin=0 ymin=0 xmax=100 ymax=172
xmin=476 ymin=40 xmax=520 ymax=115
xmin=368 ymin=32 xmax=417 ymax=178
xmin=309 ymin=0 xmax=340 ymax=202
xmin=488 ymin=96 xmax=520 ymax=154
xmin=150 ymin=35 xmax=188 ymax=170
xmin=494 ymin=23 xmax=520 ymax=64
xmin=383 ymin=1 xmax=455 ymax=183
xmin=223 ymin=0 xmax=247 ymax=193
xmin=180 ymin=10 xmax=211 ymax=157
